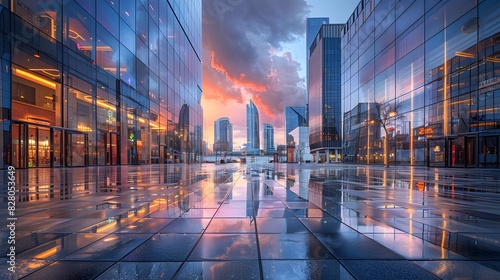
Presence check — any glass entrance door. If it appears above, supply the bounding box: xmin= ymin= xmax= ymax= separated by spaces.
xmin=52 ymin=129 xmax=63 ymax=167
xmin=66 ymin=132 xmax=87 ymax=167
xmin=11 ymin=123 xmax=28 ymax=168
xmin=466 ymin=136 xmax=476 ymax=167
xmin=97 ymin=131 xmax=120 ymax=165
xmin=110 ymin=133 xmax=119 ymax=165
xmin=450 ymin=137 xmax=466 ymax=167
xmin=37 ymin=127 xmax=51 ymax=167
xmin=97 ymin=130 xmax=108 ymax=165
xmin=28 ymin=126 xmax=37 ymax=167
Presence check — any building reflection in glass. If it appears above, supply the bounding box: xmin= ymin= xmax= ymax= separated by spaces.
xmin=342 ymin=0 xmax=500 ymax=168
xmin=1 ymin=0 xmax=203 ymax=169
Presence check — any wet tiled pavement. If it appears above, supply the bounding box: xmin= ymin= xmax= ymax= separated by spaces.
xmin=1 ymin=162 xmax=500 ymax=279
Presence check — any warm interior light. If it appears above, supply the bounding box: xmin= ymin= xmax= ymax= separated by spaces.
xmin=33 ymin=52 xmax=41 ymax=58
xmin=29 ymin=69 xmax=60 ymax=78
xmin=34 ymin=246 xmax=59 ymax=259
xmin=103 ymin=67 xmax=127 ymax=73
xmin=78 ymin=46 xmax=112 ymax=51
xmin=485 ymin=57 xmax=500 ymax=63
xmin=69 ymin=29 xmax=86 ymax=41
xmin=39 ymin=15 xmax=55 ymax=38
xmin=14 ymin=68 xmax=56 ymax=90
xmin=455 ymin=51 xmax=474 ymax=58
xmin=97 ymin=220 xmax=117 ymax=233
xmin=77 ymin=124 xmax=92 ymax=132
xmin=82 ymin=95 xmax=116 ymax=112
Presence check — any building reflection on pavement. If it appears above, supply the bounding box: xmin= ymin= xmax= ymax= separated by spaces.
xmin=1 ymin=163 xmax=500 ymax=279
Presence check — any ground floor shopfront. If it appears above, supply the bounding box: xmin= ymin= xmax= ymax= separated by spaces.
xmin=9 ymin=121 xmax=124 ymax=168
xmin=1 ymin=47 xmax=202 ymax=169
xmin=428 ymin=132 xmax=500 ymax=168
xmin=310 ymin=148 xmax=342 ymax=163
xmin=344 ymin=130 xmax=500 ymax=168
xmin=7 ymin=119 xmax=201 ymax=169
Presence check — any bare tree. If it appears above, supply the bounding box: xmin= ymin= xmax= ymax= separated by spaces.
xmin=373 ymin=102 xmax=405 ymax=168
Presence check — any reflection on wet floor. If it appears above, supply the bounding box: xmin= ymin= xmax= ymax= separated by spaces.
xmin=1 ymin=163 xmax=500 ymax=279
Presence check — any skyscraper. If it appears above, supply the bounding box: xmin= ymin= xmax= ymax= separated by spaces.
xmin=285 ymin=106 xmax=306 ymax=146
xmin=214 ymin=117 xmax=233 ymax=153
xmin=306 ymin=18 xmax=329 ymax=124
xmin=309 ymin=24 xmax=343 ymax=163
xmin=263 ymin=123 xmax=275 ymax=155
xmin=246 ymin=100 xmax=260 ymax=153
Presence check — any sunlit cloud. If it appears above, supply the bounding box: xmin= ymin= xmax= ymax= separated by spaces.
xmin=210 ymin=51 xmax=267 ymax=93
xmin=202 ymin=0 xmax=309 ymax=146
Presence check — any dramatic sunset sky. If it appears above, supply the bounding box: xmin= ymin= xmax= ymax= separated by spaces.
xmin=202 ymin=0 xmax=359 ymax=150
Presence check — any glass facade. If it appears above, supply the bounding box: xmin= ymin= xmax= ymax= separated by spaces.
xmin=284 ymin=106 xmax=306 ymax=146
xmin=263 ymin=123 xmax=274 ymax=155
xmin=306 ymin=18 xmax=329 ymax=123
xmin=0 ymin=0 xmax=203 ymax=168
xmin=309 ymin=24 xmax=344 ymax=162
xmin=246 ymin=100 xmax=260 ymax=153
xmin=342 ymin=0 xmax=500 ymax=167
xmin=214 ymin=117 xmax=232 ymax=153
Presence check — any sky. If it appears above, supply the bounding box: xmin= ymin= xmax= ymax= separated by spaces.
xmin=201 ymin=0 xmax=360 ymax=151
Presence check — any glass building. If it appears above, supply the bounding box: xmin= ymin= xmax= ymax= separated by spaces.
xmin=263 ymin=123 xmax=274 ymax=155
xmin=309 ymin=24 xmax=344 ymax=163
xmin=284 ymin=106 xmax=306 ymax=162
xmin=306 ymin=18 xmax=329 ymax=123
xmin=0 ymin=0 xmax=203 ymax=168
xmin=284 ymin=106 xmax=306 ymax=145
xmin=246 ymin=99 xmax=260 ymax=153
xmin=214 ymin=117 xmax=232 ymax=153
xmin=342 ymin=0 xmax=500 ymax=167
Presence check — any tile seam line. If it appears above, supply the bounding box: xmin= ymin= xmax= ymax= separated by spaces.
xmin=252 ymin=171 xmax=265 ymax=280
xmin=170 ymin=166 xmax=243 ymax=279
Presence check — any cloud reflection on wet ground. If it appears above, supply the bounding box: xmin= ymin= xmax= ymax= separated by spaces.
xmin=1 ymin=163 xmax=500 ymax=279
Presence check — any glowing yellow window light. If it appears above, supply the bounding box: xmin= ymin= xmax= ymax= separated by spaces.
xmin=13 ymin=68 xmax=56 ymax=90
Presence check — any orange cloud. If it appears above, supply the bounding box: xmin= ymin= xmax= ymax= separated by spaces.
xmin=252 ymin=94 xmax=276 ymax=119
xmin=210 ymin=51 xmax=267 ymax=93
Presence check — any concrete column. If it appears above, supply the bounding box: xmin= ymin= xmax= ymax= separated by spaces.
xmin=335 ymin=149 xmax=338 ymax=162
xmin=316 ymin=151 xmax=319 ymax=163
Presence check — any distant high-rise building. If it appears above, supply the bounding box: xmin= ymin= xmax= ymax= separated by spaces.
xmin=306 ymin=18 xmax=329 ymax=124
xmin=307 ymin=18 xmax=330 ymax=52
xmin=246 ymin=100 xmax=260 ymax=153
xmin=214 ymin=117 xmax=233 ymax=153
xmin=309 ymin=24 xmax=343 ymax=163
xmin=285 ymin=107 xmax=306 ymax=146
xmin=263 ymin=124 xmax=275 ymax=154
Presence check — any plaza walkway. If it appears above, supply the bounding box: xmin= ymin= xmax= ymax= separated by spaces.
xmin=1 ymin=163 xmax=500 ymax=279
